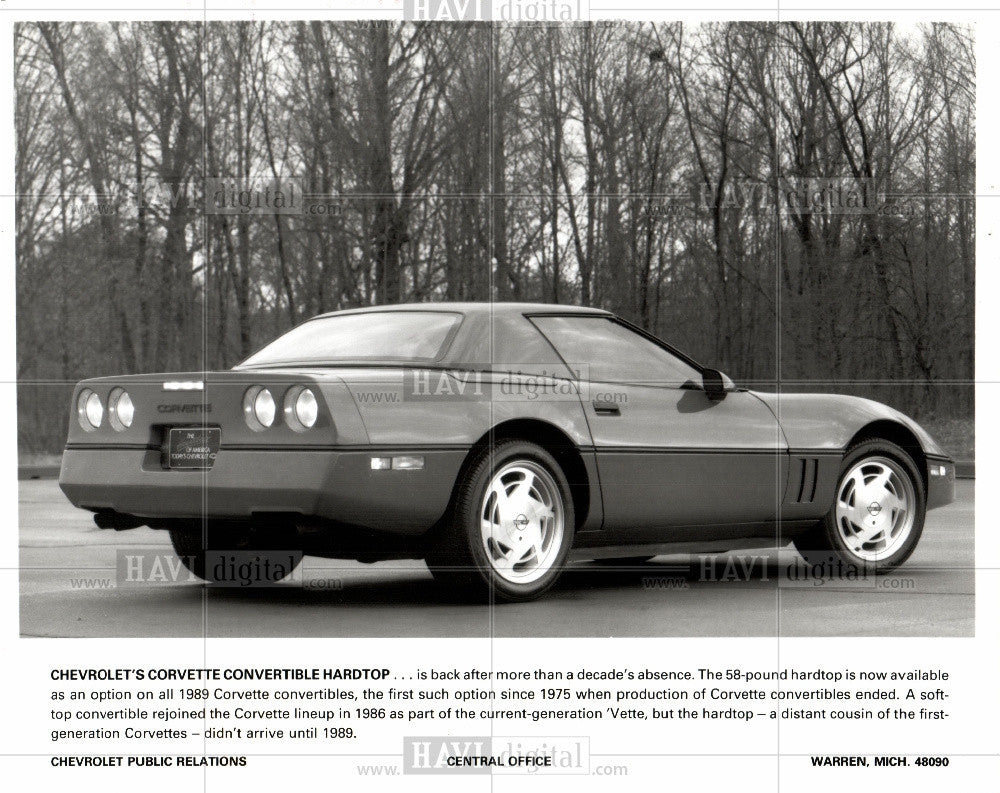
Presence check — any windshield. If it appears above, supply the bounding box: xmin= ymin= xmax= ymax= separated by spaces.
xmin=239 ymin=311 xmax=462 ymax=367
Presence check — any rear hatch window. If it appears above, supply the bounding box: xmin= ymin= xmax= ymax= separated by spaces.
xmin=239 ymin=311 xmax=462 ymax=367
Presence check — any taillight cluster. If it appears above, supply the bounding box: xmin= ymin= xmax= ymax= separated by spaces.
xmin=243 ymin=385 xmax=319 ymax=432
xmin=77 ymin=388 xmax=134 ymax=432
xmin=76 ymin=383 xmax=321 ymax=433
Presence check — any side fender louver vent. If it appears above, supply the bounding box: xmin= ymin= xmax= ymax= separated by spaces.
xmin=795 ymin=458 xmax=819 ymax=503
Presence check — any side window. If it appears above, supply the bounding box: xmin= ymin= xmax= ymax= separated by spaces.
xmin=451 ymin=314 xmax=571 ymax=376
xmin=490 ymin=316 xmax=569 ymax=373
xmin=532 ymin=316 xmax=701 ymax=386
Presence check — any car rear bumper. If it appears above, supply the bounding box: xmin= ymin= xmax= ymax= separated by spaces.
xmin=59 ymin=446 xmax=466 ymax=536
xmin=926 ymin=455 xmax=956 ymax=510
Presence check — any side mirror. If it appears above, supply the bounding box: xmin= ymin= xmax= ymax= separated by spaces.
xmin=701 ymin=368 xmax=734 ymax=401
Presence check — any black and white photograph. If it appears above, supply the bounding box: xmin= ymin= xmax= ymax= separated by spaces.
xmin=15 ymin=18 xmax=974 ymax=638
xmin=4 ymin=3 xmax=998 ymax=791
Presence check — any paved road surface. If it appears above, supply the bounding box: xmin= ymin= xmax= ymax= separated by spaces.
xmin=18 ymin=479 xmax=974 ymax=637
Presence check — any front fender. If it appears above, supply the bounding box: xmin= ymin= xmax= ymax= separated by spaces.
xmin=750 ymin=392 xmax=948 ymax=458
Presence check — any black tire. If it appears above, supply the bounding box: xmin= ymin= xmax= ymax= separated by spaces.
xmin=168 ymin=522 xmax=302 ymax=585
xmin=426 ymin=439 xmax=575 ymax=602
xmin=793 ymin=439 xmax=925 ymax=575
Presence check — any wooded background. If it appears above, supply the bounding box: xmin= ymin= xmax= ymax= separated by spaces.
xmin=16 ymin=21 xmax=974 ymax=455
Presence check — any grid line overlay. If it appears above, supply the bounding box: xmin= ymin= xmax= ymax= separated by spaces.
xmin=10 ymin=6 xmax=982 ymax=789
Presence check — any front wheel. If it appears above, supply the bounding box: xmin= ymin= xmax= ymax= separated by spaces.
xmin=426 ymin=440 xmax=575 ymax=602
xmin=793 ymin=439 xmax=925 ymax=574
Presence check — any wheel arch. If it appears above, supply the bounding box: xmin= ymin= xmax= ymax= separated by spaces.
xmin=847 ymin=420 xmax=927 ymax=490
xmin=458 ymin=418 xmax=592 ymax=529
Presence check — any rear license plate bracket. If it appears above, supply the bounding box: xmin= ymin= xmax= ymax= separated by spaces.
xmin=167 ymin=427 xmax=221 ymax=469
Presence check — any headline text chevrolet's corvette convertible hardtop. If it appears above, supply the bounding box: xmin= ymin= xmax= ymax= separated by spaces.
xmin=60 ymin=303 xmax=955 ymax=600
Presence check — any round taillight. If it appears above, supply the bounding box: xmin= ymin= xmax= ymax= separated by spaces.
xmin=284 ymin=386 xmax=319 ymax=431
xmin=243 ymin=385 xmax=276 ymax=431
xmin=296 ymin=388 xmax=318 ymax=428
xmin=255 ymin=388 xmax=276 ymax=427
xmin=77 ymin=389 xmax=103 ymax=431
xmin=109 ymin=388 xmax=134 ymax=430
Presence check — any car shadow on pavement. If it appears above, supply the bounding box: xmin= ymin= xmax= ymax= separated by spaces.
xmin=558 ymin=554 xmax=970 ymax=596
xmin=199 ymin=573 xmax=479 ymax=607
xmin=187 ymin=551 xmax=969 ymax=607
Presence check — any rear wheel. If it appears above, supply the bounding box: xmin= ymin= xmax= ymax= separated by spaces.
xmin=168 ymin=522 xmax=302 ymax=584
xmin=426 ymin=439 xmax=574 ymax=602
xmin=793 ymin=439 xmax=925 ymax=574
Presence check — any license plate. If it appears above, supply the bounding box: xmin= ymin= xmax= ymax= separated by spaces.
xmin=167 ymin=427 xmax=221 ymax=469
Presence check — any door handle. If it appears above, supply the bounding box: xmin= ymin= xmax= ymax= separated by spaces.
xmin=592 ymin=400 xmax=621 ymax=416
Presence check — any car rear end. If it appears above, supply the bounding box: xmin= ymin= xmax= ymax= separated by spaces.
xmin=59 ymin=371 xmax=357 ymax=521
xmin=58 ymin=370 xmax=464 ymax=537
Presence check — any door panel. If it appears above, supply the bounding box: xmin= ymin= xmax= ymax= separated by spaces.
xmin=587 ymin=383 xmax=787 ymax=533
xmin=528 ymin=314 xmax=789 ymax=537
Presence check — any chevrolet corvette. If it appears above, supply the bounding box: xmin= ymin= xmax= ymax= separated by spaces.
xmin=59 ymin=303 xmax=955 ymax=601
